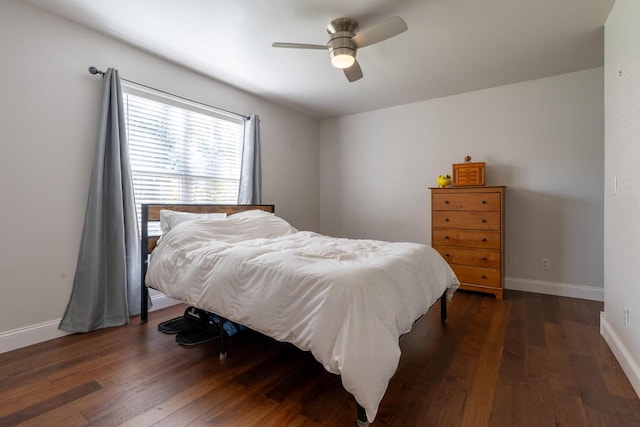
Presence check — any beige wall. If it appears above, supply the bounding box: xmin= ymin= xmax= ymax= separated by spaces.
xmin=319 ymin=68 xmax=604 ymax=298
xmin=603 ymin=0 xmax=640 ymax=396
xmin=0 ymin=0 xmax=319 ymax=343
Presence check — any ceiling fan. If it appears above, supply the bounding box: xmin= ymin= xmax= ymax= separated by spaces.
xmin=272 ymin=16 xmax=408 ymax=82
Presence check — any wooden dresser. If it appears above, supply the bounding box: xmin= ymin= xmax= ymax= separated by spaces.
xmin=430 ymin=186 xmax=506 ymax=299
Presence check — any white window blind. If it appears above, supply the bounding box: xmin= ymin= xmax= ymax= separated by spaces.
xmin=122 ymin=86 xmax=244 ymax=225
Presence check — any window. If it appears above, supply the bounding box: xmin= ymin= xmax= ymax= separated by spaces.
xmin=122 ymin=84 xmax=245 ymax=226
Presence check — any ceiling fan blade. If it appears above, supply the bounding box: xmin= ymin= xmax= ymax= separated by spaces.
xmin=272 ymin=42 xmax=328 ymax=50
xmin=344 ymin=59 xmax=363 ymax=82
xmin=352 ymin=16 xmax=408 ymax=49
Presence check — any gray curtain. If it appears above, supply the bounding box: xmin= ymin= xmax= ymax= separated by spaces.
xmin=59 ymin=68 xmax=141 ymax=333
xmin=238 ymin=114 xmax=262 ymax=204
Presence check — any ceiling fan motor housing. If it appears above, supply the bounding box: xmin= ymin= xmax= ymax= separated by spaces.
xmin=328 ymin=32 xmax=356 ymax=61
xmin=327 ymin=18 xmax=358 ymax=63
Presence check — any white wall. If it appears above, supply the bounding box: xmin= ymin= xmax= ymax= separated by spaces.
xmin=0 ymin=0 xmax=319 ymax=347
xmin=602 ymin=0 xmax=640 ymax=396
xmin=319 ymin=68 xmax=604 ymax=299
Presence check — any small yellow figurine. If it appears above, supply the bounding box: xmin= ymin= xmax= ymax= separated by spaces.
xmin=437 ymin=174 xmax=451 ymax=188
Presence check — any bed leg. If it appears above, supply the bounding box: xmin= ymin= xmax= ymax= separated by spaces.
xmin=218 ymin=317 xmax=227 ymax=360
xmin=141 ymin=285 xmax=149 ymax=324
xmin=356 ymin=403 xmax=369 ymax=427
xmin=440 ymin=292 xmax=447 ymax=324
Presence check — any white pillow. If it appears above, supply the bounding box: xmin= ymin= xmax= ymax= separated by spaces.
xmin=159 ymin=210 xmax=227 ymax=233
xmin=167 ymin=211 xmax=297 ymax=243
xmin=228 ymin=209 xmax=274 ymax=218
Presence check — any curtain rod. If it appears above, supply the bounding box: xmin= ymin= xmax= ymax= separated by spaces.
xmin=88 ymin=66 xmax=249 ymax=120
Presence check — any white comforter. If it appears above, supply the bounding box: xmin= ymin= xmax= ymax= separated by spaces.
xmin=145 ymin=213 xmax=459 ymax=422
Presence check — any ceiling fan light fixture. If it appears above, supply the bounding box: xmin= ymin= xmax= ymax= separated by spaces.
xmin=331 ymin=54 xmax=354 ymax=69
xmin=329 ymin=47 xmax=356 ymax=69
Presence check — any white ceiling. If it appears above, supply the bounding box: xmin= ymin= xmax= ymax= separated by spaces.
xmin=27 ymin=0 xmax=614 ymax=119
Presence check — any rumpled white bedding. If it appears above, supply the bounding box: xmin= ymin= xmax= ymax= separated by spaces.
xmin=145 ymin=213 xmax=459 ymax=422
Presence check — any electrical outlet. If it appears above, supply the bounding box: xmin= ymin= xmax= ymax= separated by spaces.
xmin=509 ymin=256 xmax=517 ymax=266
xmin=624 ymin=307 xmax=630 ymax=328
xmin=541 ymin=258 xmax=551 ymax=269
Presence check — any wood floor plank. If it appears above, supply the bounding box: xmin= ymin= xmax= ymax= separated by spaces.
xmin=543 ymin=322 xmax=589 ymax=427
xmin=152 ymin=382 xmax=247 ymax=427
xmin=319 ymin=395 xmax=359 ymax=426
xmin=263 ymin=357 xmax=322 ymax=403
xmin=261 ymin=389 xmax=324 ymax=426
xmin=460 ymin=297 xmax=510 ymax=427
xmin=46 ymin=346 xmax=139 ymax=383
xmin=0 ymin=380 xmax=101 ymax=426
xmin=524 ymin=293 xmax=546 ymax=348
xmin=193 ymin=393 xmax=279 ymax=426
xmin=0 ymin=369 xmax=108 ymax=418
xmin=85 ymin=359 xmax=221 ymax=425
xmin=79 ymin=347 xmax=205 ymax=420
xmin=252 ymin=399 xmax=305 ymax=427
xmin=287 ymin=414 xmax=321 ymax=427
xmin=0 ymin=378 xmax=52 ymax=414
xmin=614 ymin=395 xmax=640 ymax=426
xmin=524 ymin=346 xmax=556 ymax=426
xmin=298 ymin=369 xmax=349 ymax=423
xmin=488 ymin=292 xmax=526 ymax=426
xmin=423 ymin=296 xmax=496 ymax=426
xmin=232 ymin=343 xmax=308 ymax=388
xmin=118 ymin=374 xmax=231 ymax=427
xmin=255 ymin=364 xmax=325 ymax=427
xmin=197 ymin=348 xmax=322 ymax=426
xmin=17 ymin=410 xmax=90 ymax=427
xmin=570 ymin=352 xmax=626 ymax=426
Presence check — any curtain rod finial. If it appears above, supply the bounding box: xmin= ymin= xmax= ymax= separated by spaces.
xmin=88 ymin=66 xmax=103 ymax=75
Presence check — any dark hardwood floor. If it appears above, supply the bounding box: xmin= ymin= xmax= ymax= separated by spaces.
xmin=1 ymin=290 xmax=639 ymax=426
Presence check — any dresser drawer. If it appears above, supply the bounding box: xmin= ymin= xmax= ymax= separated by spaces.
xmin=433 ymin=246 xmax=500 ymax=268
xmin=432 ymin=192 xmax=501 ymax=212
xmin=432 ymin=211 xmax=501 ymax=230
xmin=432 ymin=229 xmax=501 ymax=249
xmin=450 ymin=264 xmax=501 ymax=288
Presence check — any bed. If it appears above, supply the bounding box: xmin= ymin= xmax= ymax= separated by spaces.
xmin=140 ymin=204 xmax=459 ymax=426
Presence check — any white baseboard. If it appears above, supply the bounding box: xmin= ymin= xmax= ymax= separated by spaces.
xmin=0 ymin=293 xmax=180 ymax=355
xmin=505 ymin=277 xmax=604 ymax=301
xmin=0 ymin=320 xmax=71 ymax=355
xmin=600 ymin=312 xmax=640 ymax=398
xmin=149 ymin=291 xmax=182 ymax=312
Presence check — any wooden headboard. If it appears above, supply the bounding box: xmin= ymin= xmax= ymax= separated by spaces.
xmin=140 ymin=203 xmax=275 ymax=322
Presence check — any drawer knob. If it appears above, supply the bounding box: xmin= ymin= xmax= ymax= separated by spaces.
xmin=481 ymin=275 xmax=487 ymax=279
xmin=444 ymin=200 xmax=450 ymax=204
xmin=444 ymin=218 xmax=450 ymax=222
xmin=481 ymin=218 xmax=487 ymax=223
xmin=444 ymin=236 xmax=450 ymax=240
xmin=481 ymin=256 xmax=487 ymax=261
xmin=481 ymin=237 xmax=488 ymax=242
xmin=482 ymin=200 xmax=487 ymax=204
xmin=444 ymin=253 xmax=450 ymax=257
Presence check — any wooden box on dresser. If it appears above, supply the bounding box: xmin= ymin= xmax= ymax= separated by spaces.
xmin=430 ymin=186 xmax=506 ymax=299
